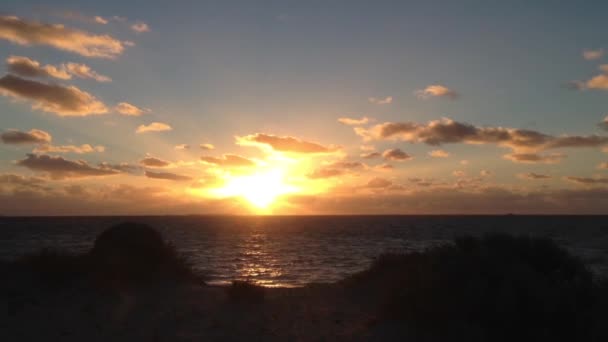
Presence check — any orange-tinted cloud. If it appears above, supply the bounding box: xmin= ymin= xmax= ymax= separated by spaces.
xmin=238 ymin=133 xmax=339 ymax=154
xmin=415 ymin=84 xmax=458 ymax=99
xmin=6 ymin=56 xmax=70 ymax=79
xmin=583 ymin=48 xmax=604 ymax=60
xmin=201 ymin=154 xmax=255 ymax=167
xmin=131 ymin=21 xmax=150 ymax=33
xmin=1 ymin=128 xmax=51 ymax=144
xmin=337 ymin=117 xmax=370 ymax=125
xmin=366 ymin=177 xmax=392 ymax=188
xmin=0 ymin=16 xmax=125 ymax=58
xmin=564 ymin=176 xmax=608 ymax=185
xmin=136 ymin=122 xmax=172 ymax=133
xmin=368 ymin=96 xmax=392 ymax=104
xmin=428 ymin=149 xmax=449 ymax=158
xmin=200 ymin=143 xmax=215 ymax=150
xmin=115 ymin=102 xmax=149 ymax=116
xmin=144 ymin=170 xmax=191 ymax=181
xmin=33 ymin=144 xmax=105 ymax=154
xmin=0 ymin=74 xmax=108 ymax=116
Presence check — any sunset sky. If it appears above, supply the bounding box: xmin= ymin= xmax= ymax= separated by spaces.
xmin=1 ymin=1 xmax=608 ymax=215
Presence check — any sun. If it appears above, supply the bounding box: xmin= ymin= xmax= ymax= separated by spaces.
xmin=211 ymin=168 xmax=298 ymax=210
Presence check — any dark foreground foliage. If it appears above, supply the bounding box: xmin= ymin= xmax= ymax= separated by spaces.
xmin=344 ymin=234 xmax=608 ymax=341
xmin=6 ymin=222 xmax=201 ymax=291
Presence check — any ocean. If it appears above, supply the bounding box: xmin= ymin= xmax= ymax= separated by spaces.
xmin=1 ymin=215 xmax=607 ymax=287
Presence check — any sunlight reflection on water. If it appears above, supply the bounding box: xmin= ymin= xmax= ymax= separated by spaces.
xmin=1 ymin=216 xmax=607 ymax=286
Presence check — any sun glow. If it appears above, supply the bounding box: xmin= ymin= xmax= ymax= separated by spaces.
xmin=211 ymin=168 xmax=299 ymax=210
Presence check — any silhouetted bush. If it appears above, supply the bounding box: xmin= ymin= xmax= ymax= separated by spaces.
xmin=345 ymin=234 xmax=601 ymax=341
xmin=225 ymin=280 xmax=265 ymax=303
xmin=7 ymin=222 xmax=201 ymax=291
xmin=89 ymin=222 xmax=197 ymax=287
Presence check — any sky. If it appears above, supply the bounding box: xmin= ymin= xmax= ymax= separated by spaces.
xmin=1 ymin=0 xmax=608 ymax=215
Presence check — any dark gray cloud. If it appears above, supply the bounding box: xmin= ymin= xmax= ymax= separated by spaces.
xmin=0 ymin=74 xmax=108 ymax=116
xmin=356 ymin=118 xmax=608 ymax=156
xmin=1 ymin=128 xmax=51 ymax=144
xmin=140 ymin=156 xmax=171 ymax=168
xmin=564 ymin=176 xmax=608 ymax=185
xmin=382 ymin=148 xmax=412 ymax=161
xmin=518 ymin=173 xmax=551 ymax=180
xmin=144 ymin=170 xmax=192 ymax=181
xmin=16 ymin=154 xmax=119 ymax=179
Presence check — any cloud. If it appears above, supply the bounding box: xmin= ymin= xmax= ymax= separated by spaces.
xmin=0 ymin=16 xmax=125 ymax=58
xmin=382 ymin=148 xmax=412 ymax=161
xmin=144 ymin=170 xmax=191 ymax=181
xmin=16 ymin=153 xmax=119 ymax=179
xmin=428 ymin=149 xmax=449 ymax=158
xmin=33 ymin=144 xmax=105 ymax=154
xmin=115 ymin=102 xmax=149 ymax=116
xmin=200 ymin=143 xmax=215 ymax=150
xmin=356 ymin=118 xmax=608 ymax=155
xmin=366 ymin=177 xmax=393 ymax=188
xmin=6 ymin=56 xmax=70 ymax=80
xmin=368 ymin=96 xmax=392 ymax=105
xmin=564 ymin=176 xmax=608 ymax=185
xmin=599 ymin=116 xmax=608 ymax=131
xmin=480 ymin=170 xmax=491 ymax=177
xmin=131 ymin=22 xmax=150 ymax=33
xmin=307 ymin=168 xmax=346 ymax=179
xmin=503 ymin=153 xmax=565 ymax=164
xmin=338 ymin=117 xmax=371 ymax=126
xmin=6 ymin=56 xmax=111 ymax=82
xmin=140 ymin=156 xmax=171 ymax=167
xmin=136 ymin=122 xmax=172 ymax=133
xmin=0 ymin=74 xmax=108 ymax=116
xmin=415 ymin=84 xmax=458 ymax=99
xmin=175 ymin=144 xmax=190 ymax=150
xmin=518 ymin=172 xmax=551 ymax=180
xmin=94 ymin=16 xmax=109 ymax=24
xmin=237 ymin=133 xmax=340 ymax=154
xmin=598 ymin=162 xmax=608 ymax=170
xmin=360 ymin=151 xmax=381 ymax=159
xmin=308 ymin=160 xmax=366 ymax=179
xmin=0 ymin=173 xmax=46 ymax=190
xmin=1 ymin=129 xmax=51 ymax=144
xmin=64 ymin=62 xmax=111 ymax=82
xmin=201 ymin=154 xmax=255 ymax=167
xmin=583 ymin=48 xmax=604 ymax=60
xmin=453 ymin=170 xmax=466 ymax=177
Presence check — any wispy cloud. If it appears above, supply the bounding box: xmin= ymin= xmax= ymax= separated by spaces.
xmin=115 ymin=102 xmax=149 ymax=116
xmin=6 ymin=56 xmax=111 ymax=82
xmin=136 ymin=122 xmax=172 ymax=133
xmin=201 ymin=154 xmax=255 ymax=167
xmin=145 ymin=170 xmax=191 ymax=181
xmin=131 ymin=21 xmax=150 ymax=33
xmin=428 ymin=149 xmax=449 ymax=158
xmin=140 ymin=156 xmax=171 ymax=167
xmin=518 ymin=172 xmax=551 ymax=180
xmin=237 ymin=133 xmax=340 ymax=154
xmin=583 ymin=48 xmax=604 ymax=60
xmin=415 ymin=84 xmax=458 ymax=99
xmin=200 ymin=143 xmax=215 ymax=150
xmin=337 ymin=117 xmax=371 ymax=126
xmin=0 ymin=74 xmax=108 ymax=116
xmin=564 ymin=176 xmax=608 ymax=185
xmin=368 ymin=96 xmax=392 ymax=105
xmin=0 ymin=16 xmax=125 ymax=58
xmin=503 ymin=153 xmax=565 ymax=164
xmin=33 ymin=144 xmax=104 ymax=154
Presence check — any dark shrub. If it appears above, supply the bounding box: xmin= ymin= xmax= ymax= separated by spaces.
xmin=89 ymin=222 xmax=197 ymax=287
xmin=226 ymin=280 xmax=265 ymax=303
xmin=346 ymin=234 xmax=597 ymax=341
xmin=14 ymin=249 xmax=88 ymax=288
